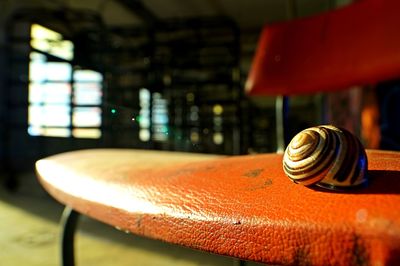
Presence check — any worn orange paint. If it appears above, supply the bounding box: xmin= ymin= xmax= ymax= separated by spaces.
xmin=36 ymin=149 xmax=400 ymax=265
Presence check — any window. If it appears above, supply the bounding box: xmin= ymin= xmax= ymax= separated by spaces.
xmin=138 ymin=88 xmax=151 ymax=141
xmin=28 ymin=24 xmax=102 ymax=138
xmin=138 ymin=88 xmax=169 ymax=142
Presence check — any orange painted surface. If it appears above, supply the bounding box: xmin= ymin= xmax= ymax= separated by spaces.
xmin=246 ymin=0 xmax=400 ymax=95
xmin=36 ymin=149 xmax=400 ymax=265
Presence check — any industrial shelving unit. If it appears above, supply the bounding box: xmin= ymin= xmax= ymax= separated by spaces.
xmin=104 ymin=17 xmax=244 ymax=154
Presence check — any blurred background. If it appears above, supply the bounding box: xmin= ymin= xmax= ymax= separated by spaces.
xmin=0 ymin=0 xmax=399 ymax=265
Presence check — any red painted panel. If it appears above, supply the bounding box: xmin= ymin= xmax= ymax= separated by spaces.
xmin=246 ymin=0 xmax=400 ymax=95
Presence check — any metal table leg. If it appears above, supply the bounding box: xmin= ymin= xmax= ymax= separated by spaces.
xmin=233 ymin=259 xmax=246 ymax=266
xmin=60 ymin=207 xmax=80 ymax=266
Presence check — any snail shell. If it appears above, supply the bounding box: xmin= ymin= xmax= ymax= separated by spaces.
xmin=283 ymin=125 xmax=368 ymax=190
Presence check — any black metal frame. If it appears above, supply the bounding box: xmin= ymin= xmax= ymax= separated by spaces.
xmin=275 ymin=95 xmax=289 ymax=153
xmin=60 ymin=207 xmax=80 ymax=266
xmin=58 ymin=206 xmax=247 ymax=266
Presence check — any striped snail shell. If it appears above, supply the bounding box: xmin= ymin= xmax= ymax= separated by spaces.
xmin=283 ymin=125 xmax=368 ymax=190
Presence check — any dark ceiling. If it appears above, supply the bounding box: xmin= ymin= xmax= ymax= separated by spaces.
xmin=4 ymin=0 xmax=352 ymax=30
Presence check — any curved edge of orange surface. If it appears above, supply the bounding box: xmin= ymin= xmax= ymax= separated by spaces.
xmin=36 ymin=149 xmax=400 ymax=265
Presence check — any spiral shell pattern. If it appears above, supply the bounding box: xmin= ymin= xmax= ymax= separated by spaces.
xmin=283 ymin=125 xmax=368 ymax=190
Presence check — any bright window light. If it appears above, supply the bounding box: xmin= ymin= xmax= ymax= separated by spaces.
xmin=45 ymin=62 xmax=72 ymax=81
xmin=28 ymin=126 xmax=71 ymax=138
xmin=29 ymin=83 xmax=71 ymax=104
xmin=28 ymin=24 xmax=103 ymax=139
xmin=72 ymin=128 xmax=102 ymax=139
xmin=139 ymin=88 xmax=151 ymax=141
xmin=28 ymin=104 xmax=71 ymax=127
xmin=74 ymin=69 xmax=103 ymax=82
xmin=73 ymin=83 xmax=102 ymax=105
xmin=72 ymin=107 xmax=102 ymax=127
xmin=30 ymin=24 xmax=73 ymax=60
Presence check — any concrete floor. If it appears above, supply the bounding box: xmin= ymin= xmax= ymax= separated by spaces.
xmin=0 ymin=173 xmax=264 ymax=266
